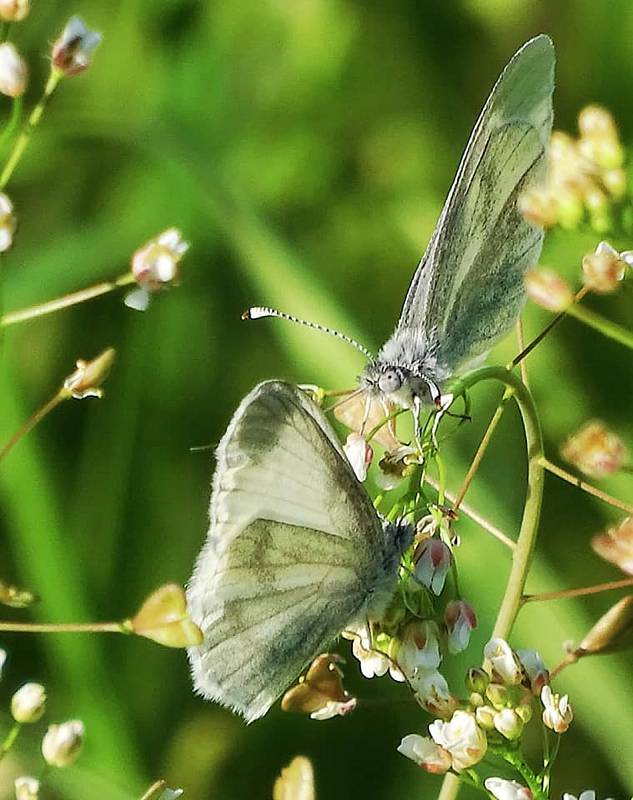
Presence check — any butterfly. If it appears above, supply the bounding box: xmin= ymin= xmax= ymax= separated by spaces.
xmin=244 ymin=36 xmax=555 ymax=425
xmin=187 ymin=380 xmax=413 ymax=721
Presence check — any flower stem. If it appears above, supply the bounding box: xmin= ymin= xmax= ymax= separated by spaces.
xmin=0 ymin=620 xmax=128 ymax=634
xmin=565 ymin=302 xmax=633 ymax=350
xmin=139 ymin=782 xmax=172 ymax=800
xmin=489 ymin=746 xmax=545 ymax=798
xmin=0 ymin=96 xmax=22 ymax=154
xmin=523 ymin=575 xmax=633 ymax=604
xmin=540 ymin=457 xmax=633 ymax=514
xmin=0 ymin=272 xmax=135 ymax=327
xmin=0 ymin=70 xmax=61 ymax=191
xmin=0 ymin=722 xmax=21 ymax=763
xmin=0 ymin=389 xmax=66 ymax=461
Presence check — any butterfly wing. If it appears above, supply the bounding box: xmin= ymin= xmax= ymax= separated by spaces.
xmin=187 ymin=381 xmax=391 ymax=722
xmin=394 ymin=35 xmax=555 ymax=377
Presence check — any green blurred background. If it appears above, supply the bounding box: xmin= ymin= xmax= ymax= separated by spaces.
xmin=0 ymin=1 xmax=632 ymax=797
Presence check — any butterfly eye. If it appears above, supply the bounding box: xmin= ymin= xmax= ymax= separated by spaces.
xmin=378 ymin=370 xmax=402 ymax=394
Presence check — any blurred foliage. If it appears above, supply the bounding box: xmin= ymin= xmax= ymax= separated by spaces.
xmin=0 ymin=1 xmax=632 ymax=798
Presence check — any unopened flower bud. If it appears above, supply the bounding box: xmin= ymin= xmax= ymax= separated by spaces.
xmin=0 ymin=0 xmax=29 ymax=21
xmin=516 ymin=648 xmax=550 ymax=695
xmin=484 ymin=637 xmax=523 ymax=685
xmin=485 ymin=777 xmax=533 ymax=800
xmin=561 ymin=420 xmax=627 ymax=479
xmin=582 ymin=243 xmax=626 ymax=293
xmin=62 ymin=347 xmax=115 ymax=400
xmin=517 ymin=187 xmax=558 ymax=227
xmin=343 ymin=432 xmax=373 ymax=482
xmin=14 ymin=776 xmax=39 ymax=800
xmin=515 ymin=703 xmax=533 ymax=724
xmin=445 ymin=600 xmax=476 ymax=654
xmin=0 ymin=42 xmax=27 ymax=97
xmin=541 ymin=685 xmax=573 ymax=733
xmin=414 ymin=538 xmax=452 ymax=595
xmin=11 ymin=683 xmax=46 ymax=723
xmin=475 ymin=704 xmax=496 ymax=729
xmin=131 ymin=227 xmax=189 ymax=291
xmin=577 ymin=595 xmax=633 ymax=656
xmin=273 ymin=758 xmax=313 ymax=800
xmin=591 ymin=517 xmax=633 ymax=575
xmin=602 ymin=167 xmax=627 ymax=198
xmin=494 ymin=708 xmax=524 ymax=740
xmin=465 ymin=667 xmax=489 ymax=695
xmin=52 ymin=17 xmax=101 ymax=77
xmin=525 ymin=267 xmax=573 ymax=311
xmin=0 ymin=192 xmax=17 ymax=252
xmin=41 ymin=720 xmax=85 ymax=767
xmin=131 ymin=584 xmax=203 ymax=648
xmin=486 ymin=682 xmax=511 ymax=709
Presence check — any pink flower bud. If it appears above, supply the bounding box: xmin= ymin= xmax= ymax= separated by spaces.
xmin=414 ymin=538 xmax=451 ymax=595
xmin=444 ymin=600 xmax=476 ymax=654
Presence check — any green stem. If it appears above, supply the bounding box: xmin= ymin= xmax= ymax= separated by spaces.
xmin=489 ymin=746 xmax=545 ymax=798
xmin=439 ymin=366 xmax=544 ymax=800
xmin=0 ymin=390 xmax=67 ymax=461
xmin=0 ymin=721 xmax=21 ymax=762
xmin=540 ymin=457 xmax=633 ymax=515
xmin=0 ymin=272 xmax=135 ymax=327
xmin=566 ymin=302 xmax=633 ymax=350
xmin=0 ymin=96 xmax=22 ymax=154
xmin=0 ymin=69 xmax=62 ymax=191
xmin=0 ymin=620 xmax=127 ymax=633
xmin=139 ymin=782 xmax=171 ymax=800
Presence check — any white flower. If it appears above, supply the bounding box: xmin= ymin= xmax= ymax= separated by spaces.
xmin=14 ymin=776 xmax=39 ymax=800
xmin=0 ymin=192 xmax=16 ymax=252
xmin=484 ymin=638 xmax=522 ymax=685
xmin=414 ymin=538 xmax=452 ymax=595
xmin=52 ymin=16 xmax=101 ymax=77
xmin=516 ymin=648 xmax=549 ymax=694
xmin=309 ymin=697 xmax=356 ymax=721
xmin=41 ymin=719 xmax=85 ymax=767
xmin=562 ymin=793 xmax=615 ymax=800
xmin=397 ymin=734 xmax=451 ymax=774
xmin=410 ymin=668 xmax=454 ymax=716
xmin=541 ymin=685 xmax=573 ymax=733
xmin=11 ymin=683 xmax=46 ymax=723
xmin=485 ymin=777 xmax=532 ymax=800
xmin=0 ymin=42 xmax=27 ymax=97
xmin=397 ymin=620 xmax=441 ymax=676
xmin=347 ymin=625 xmax=402 ymax=681
xmin=0 ymin=648 xmax=6 ymax=679
xmin=429 ymin=710 xmax=487 ymax=772
xmin=445 ymin=600 xmax=477 ymax=654
xmin=493 ymin=708 xmax=524 ymax=740
xmin=343 ymin=433 xmax=373 ymax=482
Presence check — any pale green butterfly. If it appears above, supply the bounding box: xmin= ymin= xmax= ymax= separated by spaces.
xmin=245 ymin=35 xmax=555 ymax=425
xmin=187 ymin=381 xmax=413 ymax=721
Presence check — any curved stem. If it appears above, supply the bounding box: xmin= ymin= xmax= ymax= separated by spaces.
xmin=439 ymin=366 xmax=544 ymax=800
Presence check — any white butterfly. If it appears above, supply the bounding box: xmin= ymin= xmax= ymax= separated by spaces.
xmin=187 ymin=380 xmax=412 ymax=721
xmin=245 ymin=35 xmax=555 ymax=424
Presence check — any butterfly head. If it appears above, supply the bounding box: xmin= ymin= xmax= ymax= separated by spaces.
xmin=360 ymin=360 xmax=441 ymax=409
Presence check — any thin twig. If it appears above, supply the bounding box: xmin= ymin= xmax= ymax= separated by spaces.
xmin=0 ymin=390 xmax=66 ymax=461
xmin=0 ymin=620 xmax=125 ymax=633
xmin=523 ymin=575 xmax=633 ymax=604
xmin=541 ymin=457 xmax=633 ymax=515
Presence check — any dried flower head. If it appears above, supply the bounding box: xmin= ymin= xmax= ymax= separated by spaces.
xmin=41 ymin=719 xmax=85 ymax=767
xmin=62 ymin=347 xmax=115 ymax=400
xmin=11 ymin=682 xmax=46 ymax=723
xmin=524 ymin=267 xmax=573 ymax=311
xmin=0 ymin=0 xmax=29 ymax=21
xmin=131 ymin=584 xmax=203 ymax=648
xmin=52 ymin=17 xmax=101 ymax=77
xmin=0 ymin=42 xmax=27 ymax=97
xmin=281 ymin=653 xmax=356 ymax=720
xmin=14 ymin=776 xmax=39 ymax=800
xmin=561 ymin=420 xmax=627 ymax=479
xmin=0 ymin=192 xmax=17 ymax=252
xmin=273 ymin=756 xmax=315 ymax=800
xmin=582 ymin=241 xmax=627 ymax=294
xmin=591 ymin=517 xmax=633 ymax=575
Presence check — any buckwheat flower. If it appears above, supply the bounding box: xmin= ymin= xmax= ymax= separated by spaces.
xmin=525 ymin=267 xmax=573 ymax=311
xmin=582 ymin=241 xmax=627 ymax=293
xmin=52 ymin=17 xmax=101 ymax=77
xmin=591 ymin=517 xmax=633 ymax=574
xmin=343 ymin=432 xmax=373 ymax=482
xmin=484 ymin=638 xmax=522 ymax=685
xmin=0 ymin=43 xmax=27 ymax=97
xmin=561 ymin=420 xmax=627 ymax=479
xmin=475 ymin=704 xmax=495 ymax=730
xmin=41 ymin=720 xmax=85 ymax=767
xmin=563 ymin=792 xmax=614 ymax=800
xmin=410 ymin=669 xmax=455 ymax=717
xmin=14 ymin=776 xmax=39 ymax=800
xmin=0 ymin=192 xmax=17 ymax=252
xmin=429 ymin=709 xmax=487 ymax=772
xmin=541 ymin=685 xmax=573 ymax=733
xmin=516 ymin=648 xmax=550 ymax=695
xmin=63 ymin=347 xmax=115 ymax=400
xmin=397 ymin=620 xmax=441 ymax=675
xmin=131 ymin=584 xmax=203 ymax=648
xmin=445 ymin=600 xmax=477 ymax=654
xmin=0 ymin=0 xmax=29 ymax=21
xmin=485 ymin=778 xmax=533 ymax=800
xmin=493 ymin=707 xmax=524 ymax=740
xmin=11 ymin=682 xmax=46 ymax=723
xmin=0 ymin=648 xmax=6 ymax=679
xmin=397 ymin=734 xmax=452 ymax=774
xmin=414 ymin=538 xmax=452 ymax=595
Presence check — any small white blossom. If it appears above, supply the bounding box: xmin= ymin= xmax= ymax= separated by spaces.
xmin=14 ymin=776 xmax=39 ymax=800
xmin=429 ymin=710 xmax=487 ymax=772
xmin=397 ymin=734 xmax=451 ymax=774
xmin=445 ymin=600 xmax=477 ymax=654
xmin=485 ymin=777 xmax=532 ymax=800
xmin=397 ymin=620 xmax=441 ymax=675
xmin=347 ymin=625 xmax=402 ymax=681
xmin=493 ymin=708 xmax=524 ymax=740
xmin=41 ymin=719 xmax=85 ymax=767
xmin=410 ymin=669 xmax=453 ymax=716
xmin=414 ymin=538 xmax=452 ymax=595
xmin=484 ymin=638 xmax=523 ymax=685
xmin=0 ymin=648 xmax=6 ymax=679
xmin=11 ymin=683 xmax=46 ymax=723
xmin=0 ymin=192 xmax=17 ymax=252
xmin=541 ymin=685 xmax=573 ymax=733
xmin=52 ymin=16 xmax=101 ymax=77
xmin=309 ymin=697 xmax=356 ymax=721
xmin=0 ymin=42 xmax=27 ymax=97
xmin=343 ymin=432 xmax=373 ymax=482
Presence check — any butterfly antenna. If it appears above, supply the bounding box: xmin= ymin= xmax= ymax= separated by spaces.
xmin=242 ymin=306 xmax=374 ymax=360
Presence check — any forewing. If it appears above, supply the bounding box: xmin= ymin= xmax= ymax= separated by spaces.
xmin=396 ymin=35 xmax=554 ymax=374
xmin=187 ymin=381 xmax=386 ymax=721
